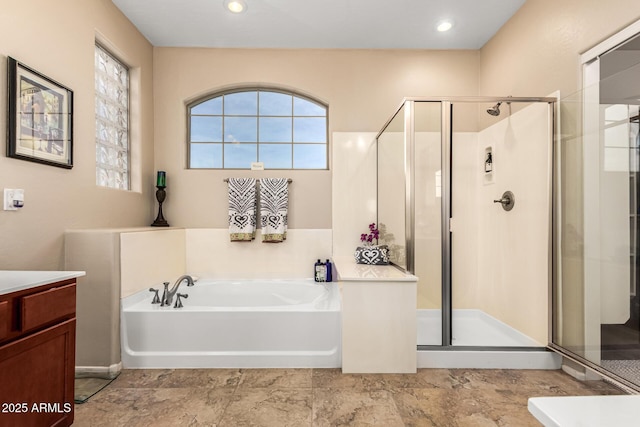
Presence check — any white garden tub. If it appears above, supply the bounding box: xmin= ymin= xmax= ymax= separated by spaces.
xmin=121 ymin=279 xmax=341 ymax=368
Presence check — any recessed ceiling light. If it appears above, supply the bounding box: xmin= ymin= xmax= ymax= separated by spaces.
xmin=224 ymin=0 xmax=247 ymax=13
xmin=437 ymin=21 xmax=453 ymax=32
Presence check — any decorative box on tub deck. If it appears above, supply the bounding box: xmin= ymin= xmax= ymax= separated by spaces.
xmin=354 ymin=245 xmax=390 ymax=265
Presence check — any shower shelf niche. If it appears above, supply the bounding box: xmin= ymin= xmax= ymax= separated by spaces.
xmin=483 ymin=145 xmax=495 ymax=185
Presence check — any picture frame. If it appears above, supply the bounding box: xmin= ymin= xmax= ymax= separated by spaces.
xmin=7 ymin=57 xmax=73 ymax=169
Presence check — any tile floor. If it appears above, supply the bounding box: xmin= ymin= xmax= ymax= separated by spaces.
xmin=74 ymin=368 xmax=624 ymax=426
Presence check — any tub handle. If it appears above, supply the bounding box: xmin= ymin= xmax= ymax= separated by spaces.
xmin=149 ymin=288 xmax=161 ymax=304
xmin=174 ymin=293 xmax=188 ymax=309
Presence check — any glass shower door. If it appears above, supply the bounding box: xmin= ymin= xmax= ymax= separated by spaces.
xmin=377 ymin=100 xmax=443 ymax=346
xmin=377 ymin=104 xmax=408 ymax=271
xmin=413 ymin=101 xmax=443 ymax=346
xmin=450 ymin=100 xmax=551 ymax=348
xmin=555 ymin=66 xmax=640 ymax=390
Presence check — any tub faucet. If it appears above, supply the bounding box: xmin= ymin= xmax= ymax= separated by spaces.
xmin=161 ymin=275 xmax=194 ymax=306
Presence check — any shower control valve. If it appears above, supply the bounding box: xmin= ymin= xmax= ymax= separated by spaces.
xmin=493 ymin=190 xmax=515 ymax=211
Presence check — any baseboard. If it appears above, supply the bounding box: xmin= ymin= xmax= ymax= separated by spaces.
xmin=562 ymin=361 xmax=602 ymax=381
xmin=75 ymin=362 xmax=122 ymax=379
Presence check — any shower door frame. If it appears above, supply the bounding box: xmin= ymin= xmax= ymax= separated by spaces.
xmin=546 ymin=22 xmax=640 ymax=393
xmin=377 ymin=96 xmax=558 ymax=349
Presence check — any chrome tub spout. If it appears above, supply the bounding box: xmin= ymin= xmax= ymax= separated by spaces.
xmin=161 ymin=275 xmax=194 ymax=306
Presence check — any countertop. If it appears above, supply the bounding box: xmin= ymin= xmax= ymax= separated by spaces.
xmin=0 ymin=270 xmax=86 ymax=295
xmin=333 ymin=257 xmax=418 ymax=282
xmin=528 ymin=395 xmax=640 ymax=426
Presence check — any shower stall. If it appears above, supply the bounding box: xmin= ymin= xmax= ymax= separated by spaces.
xmin=376 ymin=97 xmax=559 ymax=367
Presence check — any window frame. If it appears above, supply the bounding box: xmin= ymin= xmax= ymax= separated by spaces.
xmin=187 ymin=88 xmax=329 ymax=170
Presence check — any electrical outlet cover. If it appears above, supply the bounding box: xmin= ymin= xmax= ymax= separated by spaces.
xmin=4 ymin=189 xmax=17 ymax=211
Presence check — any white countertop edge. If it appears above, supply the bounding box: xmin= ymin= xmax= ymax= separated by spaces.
xmin=333 ymin=257 xmax=418 ymax=282
xmin=528 ymin=395 xmax=640 ymax=427
xmin=0 ymin=271 xmax=86 ymax=295
xmin=337 ymin=275 xmax=418 ymax=283
xmin=527 ymin=397 xmax=561 ymax=427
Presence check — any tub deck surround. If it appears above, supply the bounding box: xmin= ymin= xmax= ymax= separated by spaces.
xmin=121 ymin=279 xmax=341 ymax=368
xmin=66 ymin=227 xmax=331 ymax=375
xmin=334 ymin=257 xmax=418 ymax=374
xmin=334 ymin=257 xmax=418 ymax=282
xmin=65 ymin=228 xmax=186 ymax=377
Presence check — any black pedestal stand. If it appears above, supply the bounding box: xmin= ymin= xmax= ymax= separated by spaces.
xmin=151 ymin=186 xmax=169 ymax=227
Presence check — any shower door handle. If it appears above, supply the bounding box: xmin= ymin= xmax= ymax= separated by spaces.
xmin=493 ymin=191 xmax=515 ymax=211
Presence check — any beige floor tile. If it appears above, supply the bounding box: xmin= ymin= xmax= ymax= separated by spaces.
xmin=312 ymin=368 xmax=391 ymax=390
xmin=313 ymin=388 xmax=404 ymax=427
xmin=515 ymin=369 xmax=624 ymax=396
xmin=74 ymin=387 xmax=234 ymax=426
xmin=392 ymin=388 xmax=537 ymax=427
xmin=238 ymin=368 xmax=312 ymax=389
xmin=219 ymin=388 xmax=313 ymax=427
xmin=108 ymin=369 xmax=174 ymax=389
xmin=160 ymin=368 xmax=243 ymax=389
xmin=73 ymin=367 xmax=626 ymax=427
xmin=109 ymin=368 xmax=243 ymax=389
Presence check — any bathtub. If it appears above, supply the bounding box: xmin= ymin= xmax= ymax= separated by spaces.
xmin=121 ymin=279 xmax=341 ymax=368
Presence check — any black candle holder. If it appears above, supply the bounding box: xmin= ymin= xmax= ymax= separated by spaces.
xmin=151 ymin=186 xmax=169 ymax=227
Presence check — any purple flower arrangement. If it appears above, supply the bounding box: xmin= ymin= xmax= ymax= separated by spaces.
xmin=355 ymin=222 xmax=389 ymax=265
xmin=360 ymin=223 xmax=380 ymax=246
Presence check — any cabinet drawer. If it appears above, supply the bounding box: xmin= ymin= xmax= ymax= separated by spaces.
xmin=0 ymin=301 xmax=8 ymax=340
xmin=21 ymin=283 xmax=76 ymax=331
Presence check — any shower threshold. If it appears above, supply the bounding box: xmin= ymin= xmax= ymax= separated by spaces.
xmin=416 ymin=309 xmax=561 ymax=369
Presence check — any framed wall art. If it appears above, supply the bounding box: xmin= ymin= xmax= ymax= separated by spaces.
xmin=7 ymin=57 xmax=73 ymax=168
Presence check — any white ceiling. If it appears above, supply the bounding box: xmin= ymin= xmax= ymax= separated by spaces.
xmin=111 ymin=0 xmax=526 ymax=49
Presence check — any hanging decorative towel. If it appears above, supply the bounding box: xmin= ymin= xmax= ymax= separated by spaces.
xmin=260 ymin=178 xmax=288 ymax=243
xmin=228 ymin=178 xmax=257 ymax=241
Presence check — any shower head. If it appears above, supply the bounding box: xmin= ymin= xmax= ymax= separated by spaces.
xmin=487 ymin=102 xmax=502 ymax=116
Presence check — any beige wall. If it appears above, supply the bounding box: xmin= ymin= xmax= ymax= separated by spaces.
xmin=153 ymin=48 xmax=479 ymax=229
xmin=479 ymin=0 xmax=640 ymax=98
xmin=0 ymin=0 xmax=155 ymax=270
xmin=3 ymin=0 xmax=640 ymax=327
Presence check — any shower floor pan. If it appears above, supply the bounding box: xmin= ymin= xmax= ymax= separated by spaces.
xmin=417 ymin=309 xmax=561 ymax=369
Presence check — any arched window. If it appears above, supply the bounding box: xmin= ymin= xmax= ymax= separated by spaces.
xmin=188 ymin=88 xmax=328 ymax=169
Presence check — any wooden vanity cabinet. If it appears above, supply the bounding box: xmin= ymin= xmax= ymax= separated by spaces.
xmin=0 ymin=278 xmax=77 ymax=427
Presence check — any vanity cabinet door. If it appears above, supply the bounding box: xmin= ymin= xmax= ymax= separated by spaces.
xmin=0 ymin=301 xmax=8 ymax=340
xmin=0 ymin=318 xmax=75 ymax=427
